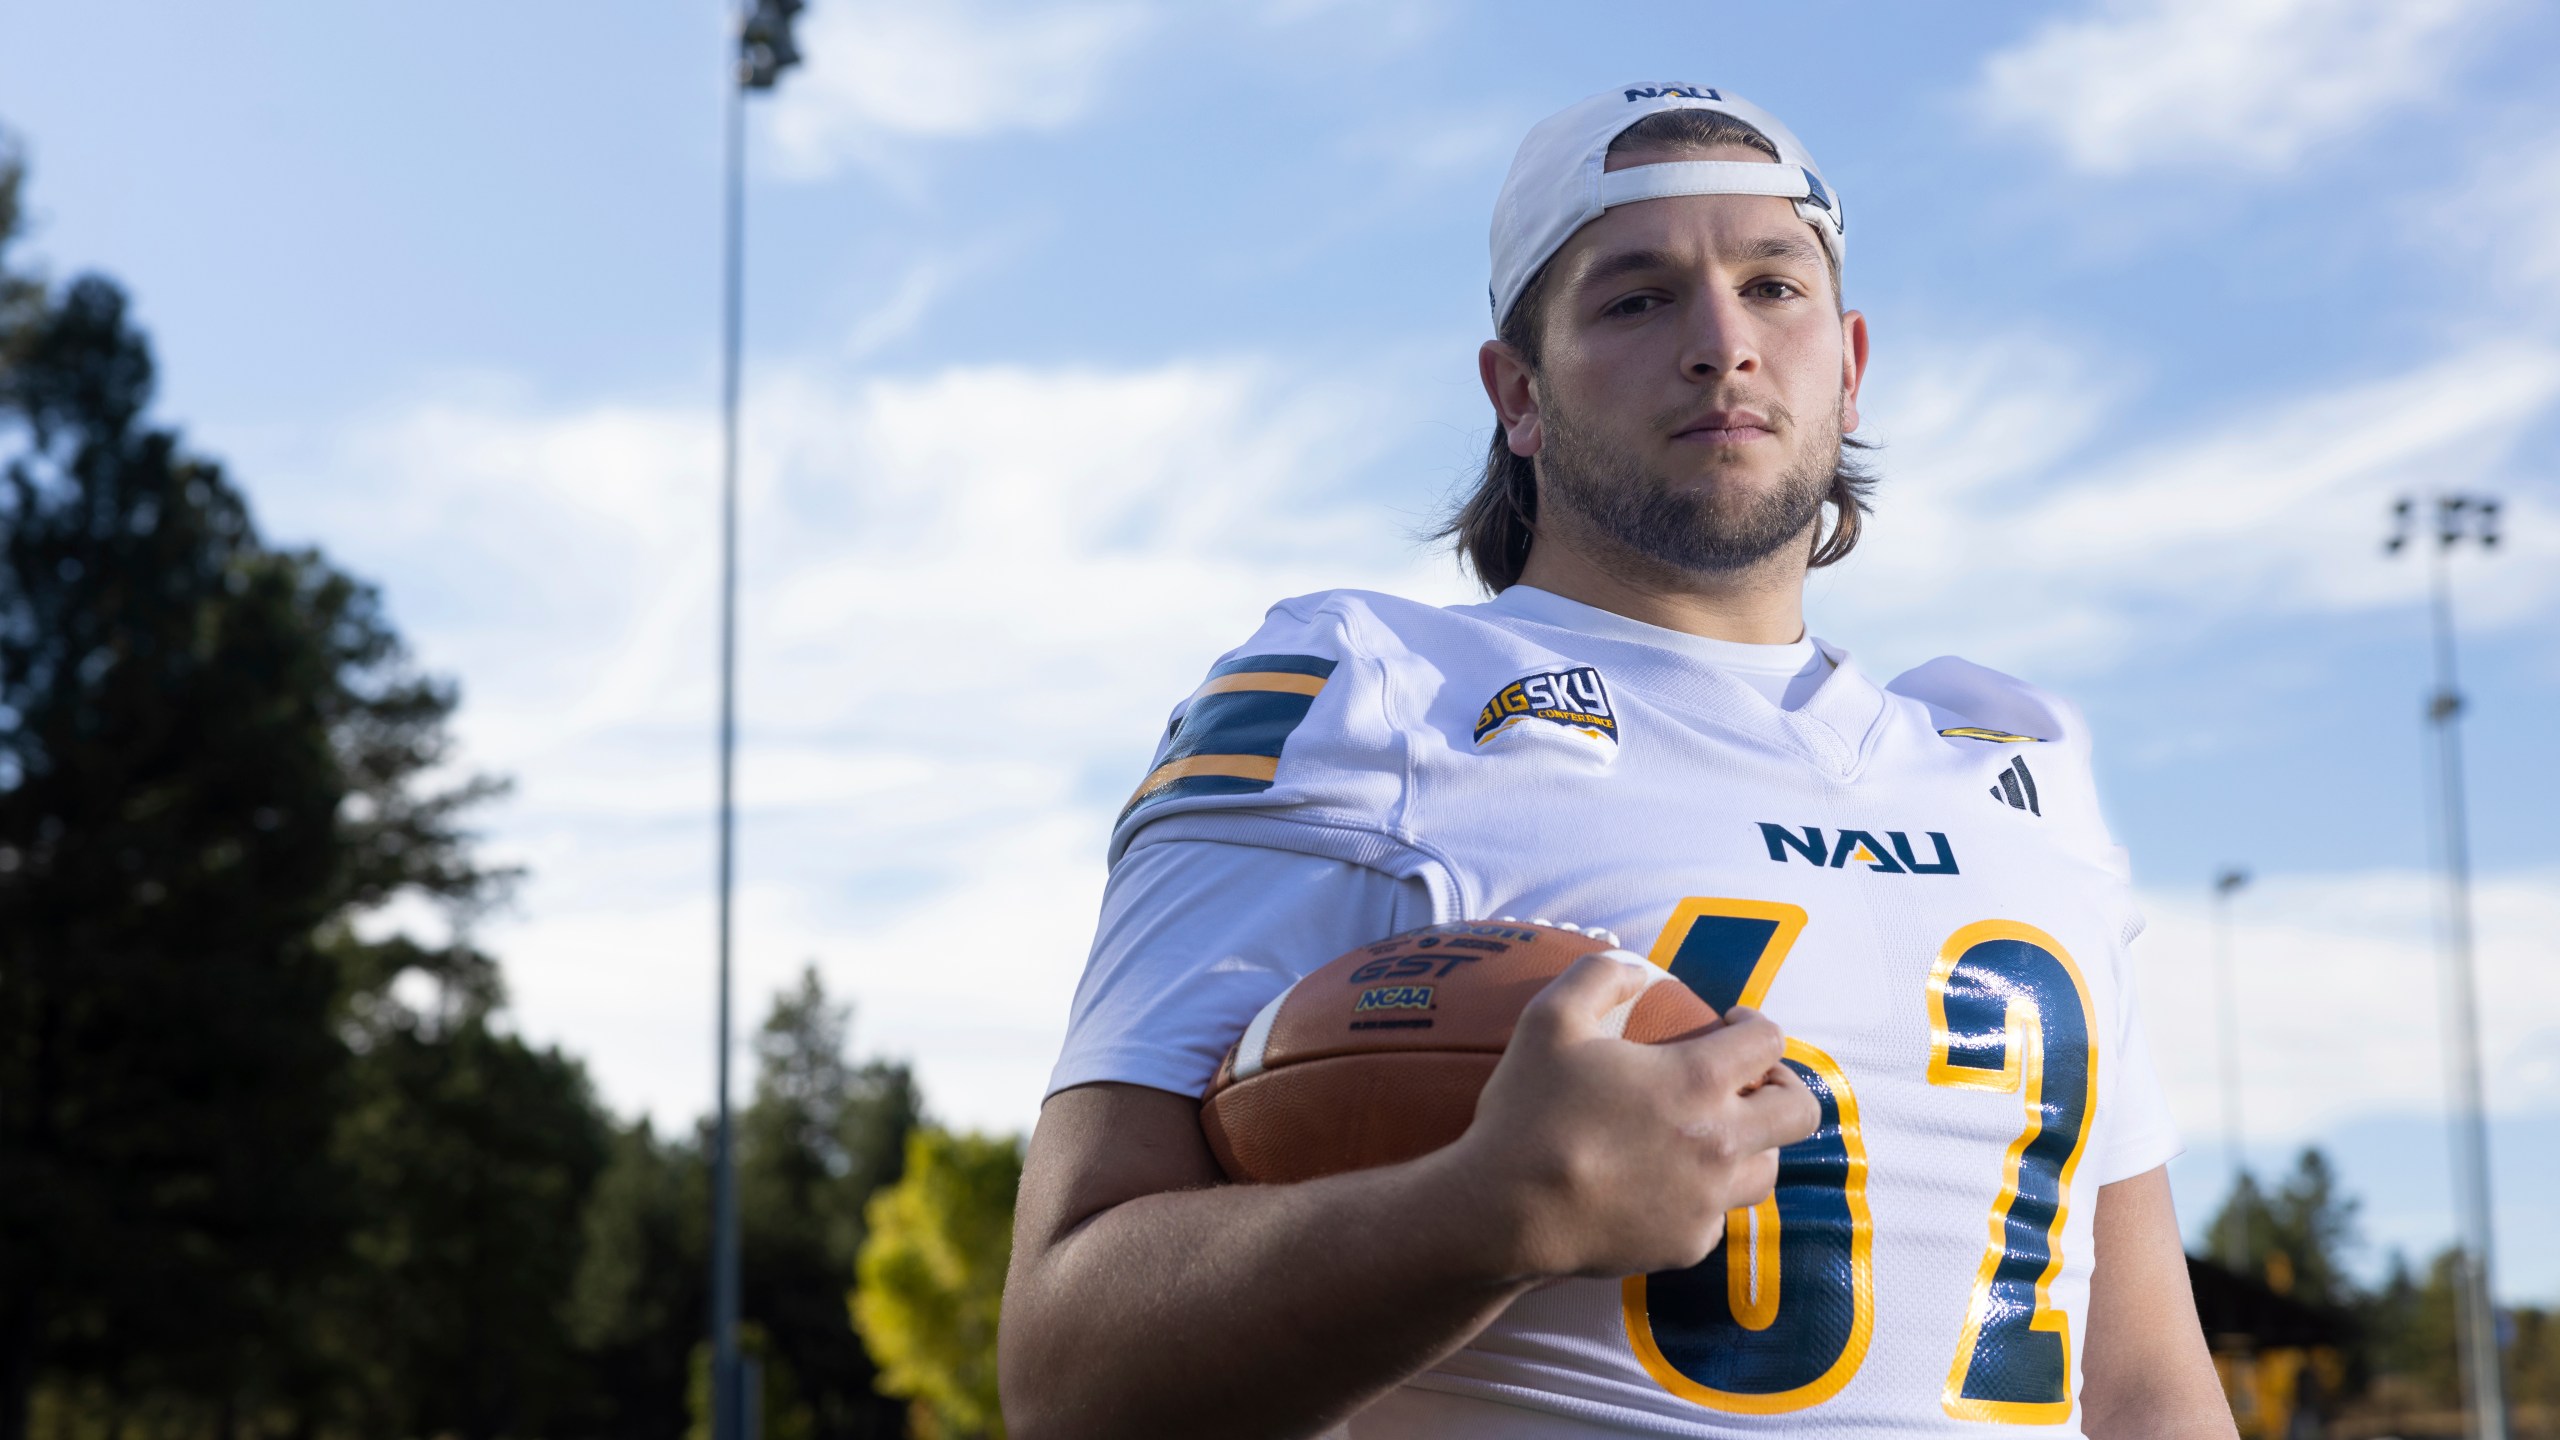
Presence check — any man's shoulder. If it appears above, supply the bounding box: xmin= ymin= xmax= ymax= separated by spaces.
xmin=1194 ymin=587 xmax=1566 ymax=696
xmin=1882 ymin=655 xmax=2091 ymax=752
xmin=1248 ymin=586 xmax=1490 ymax=650
xmin=1104 ymin=590 xmax=1440 ymax=866
xmin=1882 ymin=654 xmax=2131 ymax=879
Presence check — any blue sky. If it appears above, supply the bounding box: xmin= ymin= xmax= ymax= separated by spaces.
xmin=6 ymin=0 xmax=2560 ymax=1295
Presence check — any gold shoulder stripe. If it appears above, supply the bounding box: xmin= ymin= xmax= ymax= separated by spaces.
xmin=1193 ymin=670 xmax=1328 ymax=699
xmin=1938 ymin=726 xmax=2045 ymax=744
xmin=1127 ymin=753 xmax=1280 ymax=805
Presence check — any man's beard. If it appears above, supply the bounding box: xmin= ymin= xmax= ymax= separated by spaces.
xmin=1538 ymin=392 xmax=1838 ymax=576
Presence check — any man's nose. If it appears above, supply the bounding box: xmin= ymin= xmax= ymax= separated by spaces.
xmin=1677 ymin=287 xmax=1759 ymax=379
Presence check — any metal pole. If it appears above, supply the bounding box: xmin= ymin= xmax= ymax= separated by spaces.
xmin=2213 ymin=867 xmax=2250 ymax=1273
xmin=708 ymin=9 xmax=799 ymax=1437
xmin=711 ymin=45 xmax=747 ymax=1440
xmin=2425 ymin=510 xmax=2505 ymax=1440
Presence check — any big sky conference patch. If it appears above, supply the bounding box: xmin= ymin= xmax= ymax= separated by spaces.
xmin=1474 ymin=666 xmax=1617 ymax=747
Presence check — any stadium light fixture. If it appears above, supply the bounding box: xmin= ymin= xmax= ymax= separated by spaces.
xmin=712 ymin=2 xmax=807 ymax=1436
xmin=739 ymin=0 xmax=805 ymax=89
xmin=2384 ymin=491 xmax=2507 ymax=1440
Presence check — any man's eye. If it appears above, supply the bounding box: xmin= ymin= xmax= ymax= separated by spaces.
xmin=1605 ymin=294 xmax=1666 ymax=317
xmin=1747 ymin=280 xmax=1805 ymax=301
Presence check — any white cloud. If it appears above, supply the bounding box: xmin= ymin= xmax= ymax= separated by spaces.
xmin=275 ymin=355 xmax=1463 ymax=1134
xmin=2429 ymin=124 xmax=2560 ymax=320
xmin=764 ymin=0 xmax=1154 ymax=178
xmin=2133 ymin=867 xmax=2560 ymax=1146
xmin=840 ymin=241 xmax=1008 ymax=361
xmin=1820 ymin=336 xmax=2560 ymax=676
xmin=1973 ymin=0 xmax=2505 ymax=175
xmin=1252 ymin=0 xmax=1447 ymax=54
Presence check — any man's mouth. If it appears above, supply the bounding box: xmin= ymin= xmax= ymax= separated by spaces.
xmin=1669 ymin=410 xmax=1777 ymax=446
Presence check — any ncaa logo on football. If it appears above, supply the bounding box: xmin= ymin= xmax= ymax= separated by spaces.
xmin=1474 ymin=666 xmax=1617 ymax=747
xmin=1353 ymin=985 xmax=1434 ymax=1013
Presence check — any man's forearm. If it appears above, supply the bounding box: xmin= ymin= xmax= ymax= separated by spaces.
xmin=1001 ymin=1143 xmax=1532 ymax=1440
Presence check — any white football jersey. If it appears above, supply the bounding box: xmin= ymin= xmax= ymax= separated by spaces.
xmin=1085 ymin=585 xmax=2178 ymax=1437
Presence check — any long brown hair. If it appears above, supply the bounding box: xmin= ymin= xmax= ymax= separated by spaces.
xmin=1440 ymin=109 xmax=1876 ymax=593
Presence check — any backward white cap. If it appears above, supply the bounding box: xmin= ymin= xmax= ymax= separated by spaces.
xmin=1489 ymin=82 xmax=1844 ymax=328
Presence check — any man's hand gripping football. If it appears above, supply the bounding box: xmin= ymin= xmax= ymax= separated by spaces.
xmin=1454 ymin=950 xmax=1821 ymax=1282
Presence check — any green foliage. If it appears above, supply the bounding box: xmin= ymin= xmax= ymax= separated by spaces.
xmin=321 ymin=935 xmax=612 ymax=1437
xmin=0 ymin=140 xmax=508 ymax=1433
xmin=852 ymin=1129 xmax=1022 ymax=1440
xmin=2362 ymin=1248 xmax=2462 ymax=1407
xmin=685 ymin=1323 xmax=814 ymax=1440
xmin=2206 ymin=1149 xmax=2362 ymax=1309
xmin=0 ymin=127 xmax=927 ymax=1438
xmin=2353 ymin=1250 xmax=2560 ymax=1428
xmin=568 ymin=1121 xmax=709 ymax=1438
xmin=567 ymin=968 xmax=918 ymax=1440
xmin=742 ymin=969 xmax=922 ymax=1440
xmin=2508 ymin=1303 xmax=2560 ymax=1421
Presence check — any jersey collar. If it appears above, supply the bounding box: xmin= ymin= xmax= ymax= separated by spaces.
xmin=1470 ymin=585 xmax=1886 ymax=778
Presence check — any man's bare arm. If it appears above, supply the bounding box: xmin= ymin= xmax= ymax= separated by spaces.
xmin=998 ymin=957 xmax=1817 ymax=1440
xmin=2080 ymin=1166 xmax=2236 ymax=1440
xmin=1000 ymin=1081 xmax=1531 ymax=1440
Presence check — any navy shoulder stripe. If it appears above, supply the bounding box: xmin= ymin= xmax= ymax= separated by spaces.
xmin=1121 ymin=651 xmax=1337 ymax=823
xmin=1210 ymin=652 xmax=1338 ymax=681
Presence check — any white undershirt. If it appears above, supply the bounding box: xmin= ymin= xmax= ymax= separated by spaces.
xmin=1485 ymin=584 xmax=1833 ymax=712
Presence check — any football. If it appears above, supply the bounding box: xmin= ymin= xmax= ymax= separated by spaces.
xmin=1200 ymin=919 xmax=1720 ymax=1184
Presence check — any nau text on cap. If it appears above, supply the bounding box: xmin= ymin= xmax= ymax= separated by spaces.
xmin=1624 ymin=85 xmax=1721 ymax=103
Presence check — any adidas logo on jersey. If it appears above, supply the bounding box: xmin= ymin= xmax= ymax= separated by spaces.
xmin=1990 ymin=756 xmax=2041 ymax=816
xmin=1758 ymin=822 xmax=1960 ymax=875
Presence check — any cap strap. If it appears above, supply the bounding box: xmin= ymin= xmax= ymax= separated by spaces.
xmin=1596 ymin=160 xmax=1816 ymax=208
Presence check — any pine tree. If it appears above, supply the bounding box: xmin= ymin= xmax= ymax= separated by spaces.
xmin=0 ymin=137 xmax=508 ymax=1435
xmin=569 ymin=969 xmax=919 ymax=1440
xmin=2205 ymin=1148 xmax=2362 ymax=1307
xmin=323 ymin=938 xmax=612 ymax=1438
xmin=741 ymin=968 xmax=919 ymax=1439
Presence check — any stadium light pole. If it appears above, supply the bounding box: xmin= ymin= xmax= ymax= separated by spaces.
xmin=2385 ymin=491 xmax=2507 ymax=1440
xmin=2211 ymin=866 xmax=2250 ymax=1273
xmin=712 ymin=3 xmax=803 ymax=1438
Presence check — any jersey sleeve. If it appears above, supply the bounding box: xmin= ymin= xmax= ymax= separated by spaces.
xmin=1046 ymin=838 xmax=1438 ymax=1101
xmin=1107 ymin=591 xmax=1459 ymax=908
xmin=2092 ymin=952 xmax=2184 ymax=1183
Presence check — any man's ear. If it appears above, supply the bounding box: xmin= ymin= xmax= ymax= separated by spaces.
xmin=1479 ymin=340 xmax=1543 ymax=458
xmin=1837 ymin=308 xmax=1870 ymax=436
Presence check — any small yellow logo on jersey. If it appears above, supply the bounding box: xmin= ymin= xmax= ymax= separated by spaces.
xmin=1938 ymin=726 xmax=2044 ymax=744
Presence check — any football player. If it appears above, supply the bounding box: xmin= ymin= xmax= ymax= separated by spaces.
xmin=1000 ymin=83 xmax=2232 ymax=1439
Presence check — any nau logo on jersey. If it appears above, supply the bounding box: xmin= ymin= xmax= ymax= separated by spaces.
xmin=1626 ymin=84 xmax=1721 ymax=102
xmin=1474 ymin=667 xmax=1617 ymax=746
xmin=1759 ymin=822 xmax=1960 ymax=875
